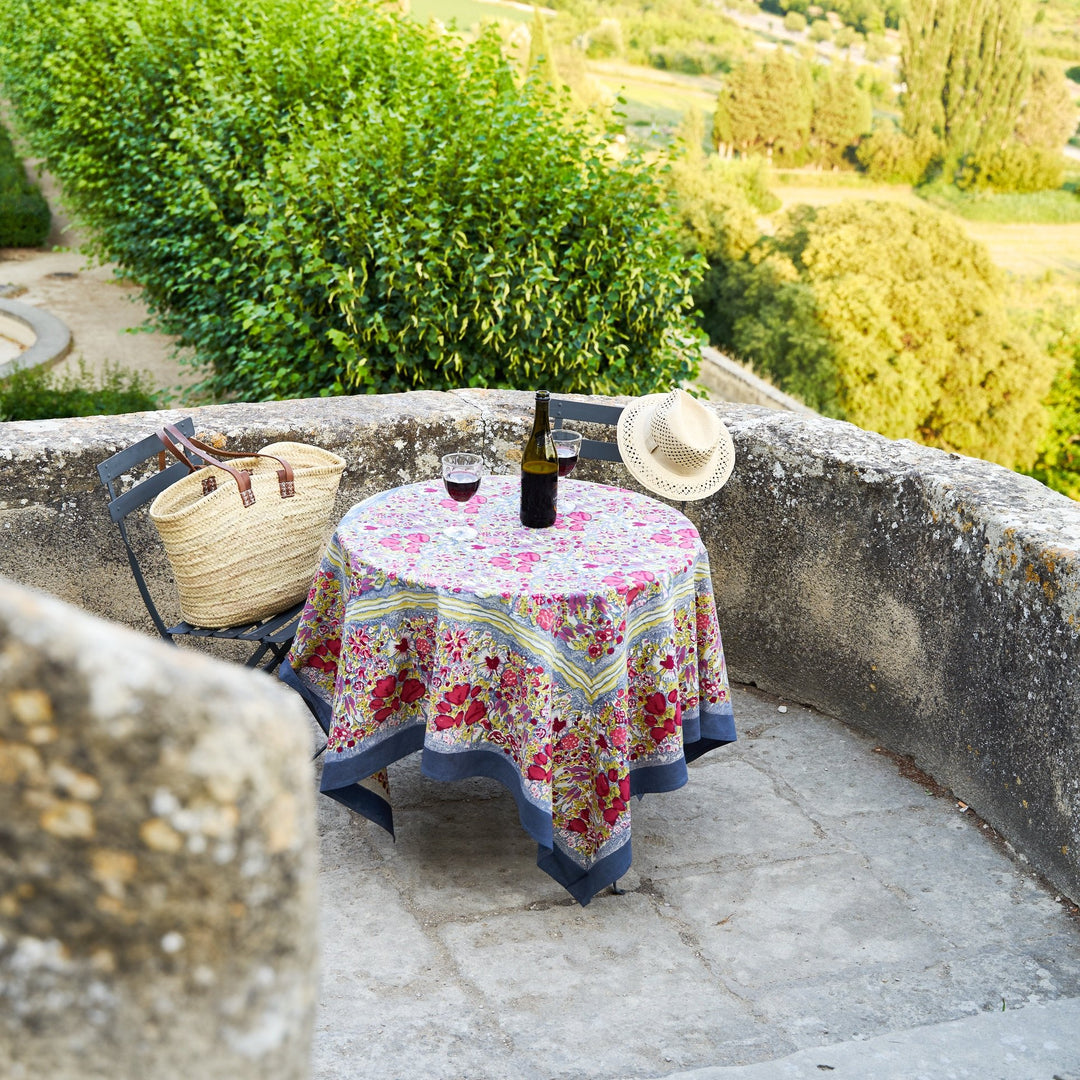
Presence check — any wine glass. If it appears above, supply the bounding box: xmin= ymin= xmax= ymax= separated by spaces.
xmin=553 ymin=429 xmax=582 ymax=478
xmin=552 ymin=429 xmax=582 ymax=515
xmin=441 ymin=453 xmax=482 ymax=539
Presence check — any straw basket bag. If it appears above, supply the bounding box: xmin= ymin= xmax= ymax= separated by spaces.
xmin=149 ymin=424 xmax=346 ymax=628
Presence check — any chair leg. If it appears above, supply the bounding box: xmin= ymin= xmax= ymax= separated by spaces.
xmin=610 ymin=878 xmax=625 ymax=896
xmin=246 ymin=637 xmax=294 ymax=670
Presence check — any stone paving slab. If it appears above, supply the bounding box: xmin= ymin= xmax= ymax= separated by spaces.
xmin=664 ymin=998 xmax=1080 ymax=1080
xmin=312 ymin=685 xmax=1080 ymax=1079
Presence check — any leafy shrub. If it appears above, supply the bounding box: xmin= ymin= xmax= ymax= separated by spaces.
xmin=855 ymin=123 xmax=934 ymax=183
xmin=0 ymin=0 xmax=701 ymax=401
xmin=702 ymin=202 xmax=1058 ymax=471
xmin=783 ymin=11 xmax=808 ymax=31
xmin=0 ymin=361 xmax=161 ymax=421
xmin=585 ymin=18 xmax=623 ymax=58
xmin=954 ymin=145 xmax=1066 ymax=195
xmin=808 ymin=19 xmax=833 ymax=41
xmin=0 ymin=121 xmax=49 ymax=246
xmin=1029 ymin=338 xmax=1080 ymax=500
xmin=648 ymin=43 xmax=731 ymax=75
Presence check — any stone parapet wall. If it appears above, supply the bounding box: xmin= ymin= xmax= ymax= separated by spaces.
xmin=0 ymin=577 xmax=318 ymax=1078
xmin=0 ymin=390 xmax=1077 ymax=905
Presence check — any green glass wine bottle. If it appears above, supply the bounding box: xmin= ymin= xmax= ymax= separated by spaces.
xmin=520 ymin=390 xmax=558 ymax=528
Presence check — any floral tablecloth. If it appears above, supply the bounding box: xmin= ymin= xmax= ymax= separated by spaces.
xmin=280 ymin=475 xmax=735 ymax=904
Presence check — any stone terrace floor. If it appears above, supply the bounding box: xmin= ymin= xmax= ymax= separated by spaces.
xmin=311 ymin=685 xmax=1080 ymax=1080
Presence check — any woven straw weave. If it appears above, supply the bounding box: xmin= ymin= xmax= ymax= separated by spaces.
xmin=149 ymin=441 xmax=346 ymax=628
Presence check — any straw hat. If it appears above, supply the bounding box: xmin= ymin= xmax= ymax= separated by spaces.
xmin=616 ymin=389 xmax=735 ymax=501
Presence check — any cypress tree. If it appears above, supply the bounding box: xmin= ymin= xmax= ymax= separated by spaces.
xmin=714 ymin=50 xmax=812 ymax=161
xmin=901 ymin=0 xmax=1029 ymax=162
xmin=527 ymin=6 xmax=560 ymax=88
xmin=811 ymin=63 xmax=873 ymax=167
xmin=900 ymin=0 xmax=953 ymax=146
xmin=944 ymin=0 xmax=1027 ymax=156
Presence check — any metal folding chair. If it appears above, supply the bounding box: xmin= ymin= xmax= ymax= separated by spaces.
xmin=550 ymin=397 xmax=625 ymax=463
xmin=96 ymin=417 xmax=305 ymax=672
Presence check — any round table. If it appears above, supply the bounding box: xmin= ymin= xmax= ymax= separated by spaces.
xmin=282 ymin=475 xmax=736 ymax=904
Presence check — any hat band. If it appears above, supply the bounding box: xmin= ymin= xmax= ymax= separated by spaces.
xmin=643 ymin=430 xmax=714 ymax=477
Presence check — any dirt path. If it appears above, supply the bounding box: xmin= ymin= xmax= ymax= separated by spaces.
xmin=0 ymin=162 xmax=199 ymax=401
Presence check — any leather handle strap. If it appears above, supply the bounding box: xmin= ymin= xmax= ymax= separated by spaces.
xmin=166 ymin=428 xmax=296 ymax=497
xmin=158 ymin=424 xmax=296 ymax=503
xmin=158 ymin=426 xmax=255 ymax=507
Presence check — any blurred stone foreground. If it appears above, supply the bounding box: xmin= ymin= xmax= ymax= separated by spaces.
xmin=0 ymin=580 xmax=318 ymax=1079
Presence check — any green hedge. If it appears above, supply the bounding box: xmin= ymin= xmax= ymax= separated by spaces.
xmin=0 ymin=361 xmax=160 ymax=421
xmin=0 ymin=122 xmax=49 ymax=246
xmin=0 ymin=0 xmax=701 ymax=401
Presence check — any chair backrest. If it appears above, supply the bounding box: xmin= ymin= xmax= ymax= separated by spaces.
xmin=550 ymin=397 xmax=624 ymax=463
xmin=97 ymin=418 xmax=206 ymax=640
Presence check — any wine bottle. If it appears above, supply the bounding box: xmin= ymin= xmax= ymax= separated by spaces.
xmin=520 ymin=390 xmax=558 ymax=528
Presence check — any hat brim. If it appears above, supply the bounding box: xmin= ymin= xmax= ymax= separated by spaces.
xmin=616 ymin=393 xmax=735 ymax=502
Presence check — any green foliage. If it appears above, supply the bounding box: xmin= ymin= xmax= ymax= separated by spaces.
xmin=901 ymin=0 xmax=1029 ymax=165
xmin=954 ymin=145 xmax=1065 ymax=194
xmin=1014 ymin=62 xmax=1078 ymax=150
xmin=527 ymin=5 xmax=560 ymax=85
xmin=702 ymin=202 xmax=1059 ymax=470
xmin=1030 ymin=342 xmax=1080 ymax=499
xmin=855 ymin=122 xmax=936 ymax=183
xmin=1010 ymin=275 xmax=1080 ymax=499
xmin=0 ymin=121 xmax=49 ymax=246
xmin=715 ymin=53 xmax=869 ymax=167
xmin=0 ymin=0 xmax=702 ymax=401
xmin=713 ymin=49 xmax=813 ymax=164
xmin=664 ymin=154 xmax=769 ymax=264
xmin=0 ymin=361 xmax=161 ymax=421
xmin=546 ymin=0 xmax=749 ymax=75
xmin=917 ymin=181 xmax=1080 ymax=222
xmin=584 ymin=17 xmax=624 ymax=59
xmin=808 ymin=19 xmax=833 ymax=42
xmin=783 ymin=10 xmax=807 ymax=31
xmin=704 ymin=250 xmax=843 ymax=413
xmin=810 ymin=62 xmax=873 ymax=166
xmin=761 ymin=0 xmax=898 ymax=33
xmin=834 ymin=25 xmax=856 ymax=48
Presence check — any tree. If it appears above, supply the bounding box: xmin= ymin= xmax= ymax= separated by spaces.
xmin=901 ymin=0 xmax=1028 ymax=163
xmin=713 ymin=50 xmax=812 ymax=163
xmin=704 ymin=202 xmax=1058 ymax=470
xmin=527 ymin=6 xmax=560 ymax=88
xmin=811 ymin=63 xmax=872 ymax=166
xmin=855 ymin=122 xmax=932 ymax=183
xmin=1015 ymin=62 xmax=1078 ymax=151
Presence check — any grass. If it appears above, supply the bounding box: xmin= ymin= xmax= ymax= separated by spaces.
xmin=917 ymin=182 xmax=1080 ymax=224
xmin=407 ymin=0 xmax=532 ymax=27
xmin=588 ymin=62 xmax=720 ymax=145
xmin=770 ymin=169 xmax=889 ymax=188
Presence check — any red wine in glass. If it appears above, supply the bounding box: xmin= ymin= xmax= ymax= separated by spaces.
xmin=556 ymin=445 xmax=578 ymax=478
xmin=553 ymin=430 xmax=581 ymax=479
xmin=445 ymin=471 xmax=480 ymax=502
